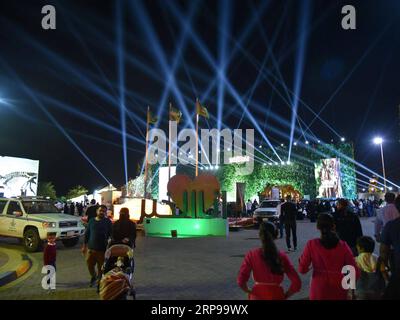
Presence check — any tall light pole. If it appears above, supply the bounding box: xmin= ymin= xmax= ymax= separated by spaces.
xmin=373 ymin=137 xmax=387 ymax=192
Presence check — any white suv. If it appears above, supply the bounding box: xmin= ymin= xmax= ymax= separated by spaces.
xmin=253 ymin=200 xmax=281 ymax=224
xmin=0 ymin=197 xmax=85 ymax=252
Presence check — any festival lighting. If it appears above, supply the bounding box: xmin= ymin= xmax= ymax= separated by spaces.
xmin=288 ymin=0 xmax=311 ymax=161
xmin=302 ymin=23 xmax=391 ymax=137
xmin=165 ymin=1 xmax=281 ymax=161
xmin=153 ymin=2 xmax=199 ymax=126
xmin=116 ymin=0 xmax=128 ymax=185
xmin=373 ymin=137 xmax=383 ymax=145
xmin=2 ymin=62 xmax=112 ymax=185
xmin=129 ymin=1 xmax=195 ymax=130
xmin=373 ymin=136 xmax=387 ymax=191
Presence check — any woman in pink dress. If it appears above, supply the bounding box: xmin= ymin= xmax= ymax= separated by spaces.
xmin=298 ymin=213 xmax=360 ymax=300
xmin=237 ymin=221 xmax=301 ymax=300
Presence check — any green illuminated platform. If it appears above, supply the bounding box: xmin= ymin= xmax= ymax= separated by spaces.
xmin=144 ymin=217 xmax=228 ymax=238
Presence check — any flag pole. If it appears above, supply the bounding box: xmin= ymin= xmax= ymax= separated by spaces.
xmin=195 ymin=99 xmax=199 ymax=177
xmin=144 ymin=106 xmax=150 ymax=198
xmin=168 ymin=103 xmax=172 ymax=202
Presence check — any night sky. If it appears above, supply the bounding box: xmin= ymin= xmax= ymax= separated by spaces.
xmin=0 ymin=0 xmax=399 ymax=195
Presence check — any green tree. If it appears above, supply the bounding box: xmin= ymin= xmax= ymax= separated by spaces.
xmin=37 ymin=181 xmax=57 ymax=199
xmin=66 ymin=185 xmax=88 ymax=200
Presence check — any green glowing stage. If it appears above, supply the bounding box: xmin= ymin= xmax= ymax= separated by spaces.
xmin=144 ymin=217 xmax=229 ymax=238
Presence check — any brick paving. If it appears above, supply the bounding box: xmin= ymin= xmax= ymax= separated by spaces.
xmin=0 ymin=217 xmax=376 ymax=300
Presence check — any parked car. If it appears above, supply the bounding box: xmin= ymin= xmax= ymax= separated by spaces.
xmin=0 ymin=197 xmax=85 ymax=252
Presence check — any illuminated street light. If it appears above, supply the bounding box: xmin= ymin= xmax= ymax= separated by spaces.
xmin=373 ymin=136 xmax=386 ymax=192
xmin=280 ymin=143 xmax=284 ymax=147
xmin=317 ymin=140 xmax=321 ymax=143
xmin=373 ymin=137 xmax=383 ymax=145
xmin=388 ymin=186 xmax=393 ymax=191
xmin=293 ymin=142 xmax=297 ymax=146
xmin=341 ymin=137 xmax=345 ymax=142
xmin=305 ymin=141 xmax=309 ymax=145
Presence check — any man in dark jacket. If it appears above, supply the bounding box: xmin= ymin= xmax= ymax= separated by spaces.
xmin=280 ymin=195 xmax=298 ymax=251
xmin=82 ymin=205 xmax=112 ymax=286
xmin=85 ymin=199 xmax=98 ymax=222
xmin=333 ymin=198 xmax=363 ymax=255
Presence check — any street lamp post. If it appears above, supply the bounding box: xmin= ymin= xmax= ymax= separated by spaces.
xmin=373 ymin=137 xmax=387 ymax=192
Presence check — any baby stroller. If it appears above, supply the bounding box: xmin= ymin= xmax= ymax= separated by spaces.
xmin=98 ymin=244 xmax=136 ymax=300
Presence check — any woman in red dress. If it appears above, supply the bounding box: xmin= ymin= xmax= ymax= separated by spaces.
xmin=237 ymin=221 xmax=301 ymax=300
xmin=298 ymin=213 xmax=360 ymax=300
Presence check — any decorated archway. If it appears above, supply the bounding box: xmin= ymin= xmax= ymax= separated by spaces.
xmin=217 ymin=161 xmax=316 ymax=201
xmin=260 ymin=184 xmax=302 ymax=201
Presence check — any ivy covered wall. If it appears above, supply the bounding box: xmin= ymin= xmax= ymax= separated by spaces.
xmin=151 ymin=142 xmax=357 ymax=200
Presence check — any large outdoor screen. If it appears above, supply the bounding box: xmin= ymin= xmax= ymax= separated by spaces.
xmin=0 ymin=156 xmax=39 ymax=197
xmin=314 ymin=158 xmax=343 ymax=199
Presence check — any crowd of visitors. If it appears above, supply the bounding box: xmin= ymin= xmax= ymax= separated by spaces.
xmin=237 ymin=192 xmax=400 ymax=300
xmin=47 ymin=192 xmax=400 ymax=300
xmin=63 ymin=201 xmax=91 ymax=216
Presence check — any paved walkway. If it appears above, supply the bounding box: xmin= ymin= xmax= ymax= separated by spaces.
xmin=0 ymin=217 xmax=376 ymax=300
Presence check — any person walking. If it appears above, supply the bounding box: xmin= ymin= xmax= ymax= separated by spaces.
xmin=306 ymin=200 xmax=317 ymax=222
xmin=246 ymin=200 xmax=252 ymax=217
xmin=82 ymin=205 xmax=112 ymax=287
xmin=111 ymin=207 xmax=137 ymax=248
xmin=63 ymin=202 xmax=69 ymax=214
xmin=69 ymin=202 xmax=75 ymax=216
xmin=277 ymin=199 xmax=284 ymax=238
xmin=77 ymin=202 xmax=84 ymax=216
xmin=298 ymin=213 xmax=360 ymax=300
xmin=237 ymin=221 xmax=301 ymax=300
xmin=333 ymin=199 xmax=363 ymax=255
xmin=375 ymin=192 xmax=400 ymax=242
xmin=252 ymin=199 xmax=259 ymax=212
xmin=379 ymin=195 xmax=400 ymax=299
xmin=280 ymin=195 xmax=298 ymax=251
xmin=85 ymin=199 xmax=99 ymax=222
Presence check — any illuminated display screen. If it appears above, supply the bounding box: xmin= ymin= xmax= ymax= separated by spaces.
xmin=0 ymin=156 xmax=39 ymax=197
xmin=314 ymin=158 xmax=343 ymax=198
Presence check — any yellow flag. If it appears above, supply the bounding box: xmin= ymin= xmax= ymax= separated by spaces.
xmin=169 ymin=107 xmax=182 ymax=123
xmin=196 ymin=100 xmax=209 ymax=118
xmin=147 ymin=109 xmax=158 ymax=124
